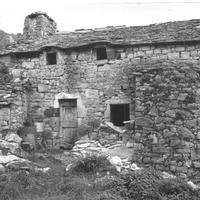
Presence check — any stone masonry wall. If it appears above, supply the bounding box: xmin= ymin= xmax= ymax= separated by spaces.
xmin=132 ymin=60 xmax=200 ymax=178
xmin=119 ymin=43 xmax=200 ymax=177
xmin=23 ymin=12 xmax=57 ymax=40
xmin=1 ymin=41 xmax=200 ymax=177
xmin=6 ymin=47 xmax=135 ymax=145
xmin=0 ymin=57 xmax=28 ymax=133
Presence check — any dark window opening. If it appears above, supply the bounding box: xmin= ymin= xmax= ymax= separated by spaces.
xmin=46 ymin=52 xmax=57 ymax=65
xmin=97 ymin=47 xmax=107 ymax=60
xmin=110 ymin=104 xmax=130 ymax=126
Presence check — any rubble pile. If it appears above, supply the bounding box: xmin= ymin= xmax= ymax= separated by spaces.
xmin=71 ymin=138 xmax=139 ymax=173
xmin=94 ymin=122 xmax=127 ymax=145
xmin=70 ymin=137 xmax=200 ymax=190
xmin=0 ymin=132 xmax=49 ymax=173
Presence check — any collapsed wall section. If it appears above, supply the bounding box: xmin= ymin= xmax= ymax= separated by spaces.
xmin=0 ymin=58 xmax=28 ymax=134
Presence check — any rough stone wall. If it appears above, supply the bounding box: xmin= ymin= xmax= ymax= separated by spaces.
xmin=2 ymin=40 xmax=200 ymax=177
xmin=23 ymin=12 xmax=57 ymax=40
xmin=0 ymin=57 xmax=28 ymax=133
xmin=6 ymin=46 xmax=135 ymax=144
xmin=0 ymin=84 xmax=27 ymax=131
xmin=114 ymin=43 xmax=200 ymax=177
xmin=132 ymin=61 xmax=200 ymax=177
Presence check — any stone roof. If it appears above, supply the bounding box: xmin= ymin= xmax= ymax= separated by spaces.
xmin=2 ymin=19 xmax=200 ymax=55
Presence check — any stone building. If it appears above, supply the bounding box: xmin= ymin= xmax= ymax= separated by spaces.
xmin=1 ymin=12 xmax=200 ymax=176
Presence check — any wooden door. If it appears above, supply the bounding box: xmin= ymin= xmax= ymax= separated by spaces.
xmin=59 ymin=99 xmax=77 ymax=143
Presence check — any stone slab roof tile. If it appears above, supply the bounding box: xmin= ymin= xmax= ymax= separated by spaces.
xmin=1 ymin=19 xmax=200 ymax=54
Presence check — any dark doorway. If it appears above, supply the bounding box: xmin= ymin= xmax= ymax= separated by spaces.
xmin=110 ymin=104 xmax=130 ymax=126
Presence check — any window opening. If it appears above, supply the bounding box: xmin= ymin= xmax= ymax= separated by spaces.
xmin=96 ymin=47 xmax=107 ymax=60
xmin=46 ymin=52 xmax=57 ymax=65
xmin=110 ymin=104 xmax=130 ymax=126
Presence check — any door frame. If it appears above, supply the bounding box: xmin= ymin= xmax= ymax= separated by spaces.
xmin=59 ymin=98 xmax=78 ymax=142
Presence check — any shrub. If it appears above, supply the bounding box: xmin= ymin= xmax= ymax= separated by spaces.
xmin=69 ymin=155 xmax=117 ymax=176
xmin=59 ymin=176 xmax=94 ymax=199
xmin=158 ymin=178 xmax=200 ymax=200
xmin=0 ymin=171 xmax=30 ymax=200
xmin=120 ymin=168 xmax=163 ymax=200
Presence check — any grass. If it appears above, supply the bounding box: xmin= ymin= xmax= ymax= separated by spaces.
xmin=0 ymin=154 xmax=200 ymax=200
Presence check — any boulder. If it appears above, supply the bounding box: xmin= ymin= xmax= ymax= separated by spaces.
xmin=109 ymin=156 xmax=122 ymax=172
xmin=0 ymin=155 xmax=21 ymax=164
xmin=130 ymin=163 xmax=141 ymax=171
xmin=105 ymin=122 xmax=126 ymax=134
xmin=5 ymin=159 xmax=32 ymax=170
xmin=187 ymin=181 xmax=200 ymax=190
xmin=161 ymin=172 xmax=176 ymax=179
xmin=76 ymin=142 xmax=91 ymax=148
xmin=5 ymin=133 xmax=22 ymax=144
xmin=0 ymin=139 xmax=20 ymax=154
xmin=126 ymin=141 xmax=134 ymax=148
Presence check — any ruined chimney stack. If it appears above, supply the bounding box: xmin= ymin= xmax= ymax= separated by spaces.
xmin=23 ymin=12 xmax=57 ymax=40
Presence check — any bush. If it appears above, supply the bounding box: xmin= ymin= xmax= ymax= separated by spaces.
xmin=119 ymin=168 xmax=200 ymax=200
xmin=120 ymin=168 xmax=163 ymax=200
xmin=158 ymin=178 xmax=200 ymax=200
xmin=58 ymin=176 xmax=124 ymax=200
xmin=0 ymin=171 xmax=30 ymax=200
xmin=69 ymin=155 xmax=117 ymax=176
xmin=58 ymin=176 xmax=94 ymax=199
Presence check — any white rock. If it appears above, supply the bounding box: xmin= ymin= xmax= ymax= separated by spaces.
xmin=0 ymin=155 xmax=21 ymax=164
xmin=105 ymin=122 xmax=126 ymax=134
xmin=130 ymin=163 xmax=141 ymax=170
xmin=162 ymin=172 xmax=176 ymax=179
xmin=75 ymin=140 xmax=95 ymax=144
xmin=3 ymin=94 xmax=11 ymax=99
xmin=187 ymin=181 xmax=200 ymax=190
xmin=86 ymin=147 xmax=102 ymax=151
xmin=5 ymin=133 xmax=22 ymax=144
xmin=76 ymin=143 xmax=90 ymax=148
xmin=109 ymin=156 xmax=122 ymax=172
xmin=13 ymin=78 xmax=21 ymax=83
xmin=0 ymin=140 xmax=19 ymax=153
xmin=108 ymin=144 xmax=123 ymax=149
xmin=36 ymin=167 xmax=51 ymax=173
xmin=65 ymin=164 xmax=73 ymax=172
xmin=126 ymin=141 xmax=134 ymax=148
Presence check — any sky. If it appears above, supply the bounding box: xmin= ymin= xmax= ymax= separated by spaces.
xmin=1 ymin=0 xmax=200 ymax=34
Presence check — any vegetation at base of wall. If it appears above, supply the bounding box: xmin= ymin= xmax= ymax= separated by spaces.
xmin=1 ymin=154 xmax=200 ymax=200
xmin=77 ymin=119 xmax=101 ymax=138
xmin=68 ymin=155 xmax=117 ymax=176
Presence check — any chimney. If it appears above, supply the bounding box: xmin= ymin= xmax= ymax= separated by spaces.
xmin=23 ymin=12 xmax=57 ymax=40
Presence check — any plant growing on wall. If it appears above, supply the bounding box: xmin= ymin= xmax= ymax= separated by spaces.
xmin=0 ymin=62 xmax=12 ymax=84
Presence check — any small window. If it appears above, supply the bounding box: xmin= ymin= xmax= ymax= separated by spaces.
xmin=96 ymin=47 xmax=107 ymax=60
xmin=110 ymin=104 xmax=130 ymax=126
xmin=46 ymin=52 xmax=57 ymax=65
